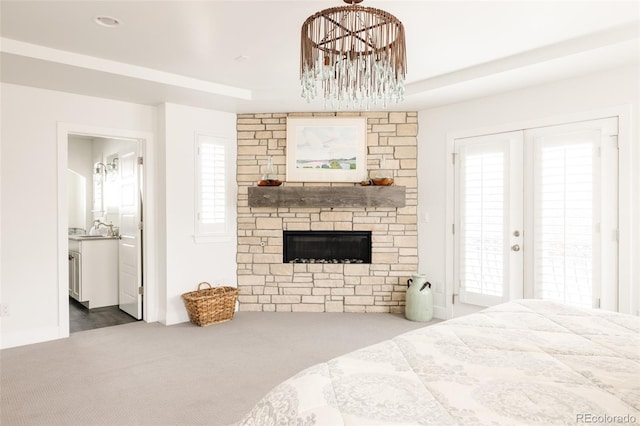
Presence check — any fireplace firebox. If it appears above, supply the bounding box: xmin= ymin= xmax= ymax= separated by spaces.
xmin=283 ymin=231 xmax=372 ymax=264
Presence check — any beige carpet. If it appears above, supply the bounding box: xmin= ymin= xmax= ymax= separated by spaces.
xmin=1 ymin=312 xmax=436 ymax=426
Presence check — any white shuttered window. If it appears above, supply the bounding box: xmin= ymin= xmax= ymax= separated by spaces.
xmin=196 ymin=135 xmax=227 ymax=237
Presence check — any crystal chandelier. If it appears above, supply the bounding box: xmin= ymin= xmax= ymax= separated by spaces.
xmin=300 ymin=0 xmax=406 ymax=110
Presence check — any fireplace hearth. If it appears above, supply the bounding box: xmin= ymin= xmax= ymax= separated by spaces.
xmin=283 ymin=231 xmax=372 ymax=264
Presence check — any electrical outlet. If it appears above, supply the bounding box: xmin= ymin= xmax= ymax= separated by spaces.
xmin=0 ymin=304 xmax=9 ymax=317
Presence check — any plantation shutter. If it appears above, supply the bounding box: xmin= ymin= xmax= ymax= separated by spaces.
xmin=197 ymin=135 xmax=226 ymax=235
xmin=533 ymin=138 xmax=594 ymax=307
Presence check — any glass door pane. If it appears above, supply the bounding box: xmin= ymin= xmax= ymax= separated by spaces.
xmin=462 ymin=151 xmax=504 ymax=297
xmin=534 ymin=139 xmax=594 ymax=307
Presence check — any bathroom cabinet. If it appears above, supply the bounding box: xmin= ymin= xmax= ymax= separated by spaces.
xmin=68 ymin=237 xmax=118 ymax=308
xmin=68 ymin=250 xmax=82 ymax=301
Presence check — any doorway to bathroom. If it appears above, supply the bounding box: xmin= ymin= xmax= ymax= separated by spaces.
xmin=66 ymin=132 xmax=144 ymax=332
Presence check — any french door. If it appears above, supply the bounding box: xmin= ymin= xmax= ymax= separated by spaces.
xmin=453 ymin=118 xmax=618 ymax=316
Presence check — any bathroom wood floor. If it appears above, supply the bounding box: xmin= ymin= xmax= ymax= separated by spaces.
xmin=69 ymin=298 xmax=138 ymax=333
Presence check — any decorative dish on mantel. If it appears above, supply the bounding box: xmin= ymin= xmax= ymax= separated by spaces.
xmin=371 ymin=177 xmax=394 ymax=186
xmin=257 ymin=179 xmax=282 ymax=186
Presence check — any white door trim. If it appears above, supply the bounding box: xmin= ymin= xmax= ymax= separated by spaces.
xmin=57 ymin=123 xmax=157 ymax=339
xmin=445 ymin=105 xmax=634 ymax=319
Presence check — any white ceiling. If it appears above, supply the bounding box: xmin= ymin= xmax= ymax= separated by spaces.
xmin=1 ymin=1 xmax=639 ymax=113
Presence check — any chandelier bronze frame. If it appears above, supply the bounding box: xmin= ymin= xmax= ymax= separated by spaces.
xmin=300 ymin=0 xmax=407 ymax=109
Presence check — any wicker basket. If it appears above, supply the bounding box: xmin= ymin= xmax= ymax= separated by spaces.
xmin=182 ymin=282 xmax=239 ymax=326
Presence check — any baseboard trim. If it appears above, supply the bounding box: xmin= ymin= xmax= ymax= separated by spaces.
xmin=0 ymin=325 xmax=65 ymax=349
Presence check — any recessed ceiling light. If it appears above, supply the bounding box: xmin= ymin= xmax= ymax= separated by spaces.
xmin=94 ymin=16 xmax=121 ymax=28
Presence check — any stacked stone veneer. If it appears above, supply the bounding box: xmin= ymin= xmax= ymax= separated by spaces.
xmin=236 ymin=112 xmax=418 ymax=313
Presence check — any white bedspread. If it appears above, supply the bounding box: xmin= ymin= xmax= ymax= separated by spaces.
xmin=239 ymin=300 xmax=640 ymax=425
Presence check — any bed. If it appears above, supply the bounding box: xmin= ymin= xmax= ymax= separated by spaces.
xmin=239 ymin=299 xmax=640 ymax=425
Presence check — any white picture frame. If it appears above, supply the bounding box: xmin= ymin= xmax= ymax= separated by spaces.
xmin=286 ymin=117 xmax=367 ymax=182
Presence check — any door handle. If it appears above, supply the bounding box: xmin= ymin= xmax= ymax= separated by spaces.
xmin=511 ymin=244 xmax=520 ymax=252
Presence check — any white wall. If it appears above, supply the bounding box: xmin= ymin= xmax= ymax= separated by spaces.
xmin=418 ymin=64 xmax=640 ymax=317
xmin=1 ymin=85 xmax=239 ymax=347
xmin=0 ymin=83 xmax=157 ymax=348
xmin=158 ymin=103 xmax=237 ymax=325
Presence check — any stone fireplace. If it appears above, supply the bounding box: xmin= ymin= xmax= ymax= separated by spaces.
xmin=236 ymin=111 xmax=418 ymax=313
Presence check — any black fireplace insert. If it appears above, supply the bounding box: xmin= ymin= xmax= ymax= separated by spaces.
xmin=283 ymin=231 xmax=372 ymax=264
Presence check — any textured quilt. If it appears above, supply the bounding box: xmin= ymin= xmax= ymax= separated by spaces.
xmin=239 ymin=300 xmax=640 ymax=425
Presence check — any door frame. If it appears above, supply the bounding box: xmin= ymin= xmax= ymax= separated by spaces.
xmin=57 ymin=123 xmax=156 ymax=339
xmin=444 ymin=105 xmax=633 ymax=319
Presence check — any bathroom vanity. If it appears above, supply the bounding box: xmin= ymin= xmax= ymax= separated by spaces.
xmin=68 ymin=236 xmax=119 ymax=308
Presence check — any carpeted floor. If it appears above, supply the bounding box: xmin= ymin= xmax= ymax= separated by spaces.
xmin=0 ymin=312 xmax=437 ymax=426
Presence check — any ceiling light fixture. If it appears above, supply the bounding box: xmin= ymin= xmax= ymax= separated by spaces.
xmin=300 ymin=0 xmax=406 ymax=110
xmin=94 ymin=16 xmax=121 ymax=28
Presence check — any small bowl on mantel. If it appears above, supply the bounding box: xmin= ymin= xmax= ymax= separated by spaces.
xmin=371 ymin=177 xmax=394 ymax=186
xmin=257 ymin=179 xmax=282 ymax=186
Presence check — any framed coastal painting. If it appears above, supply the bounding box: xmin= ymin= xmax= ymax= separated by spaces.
xmin=286 ymin=117 xmax=367 ymax=182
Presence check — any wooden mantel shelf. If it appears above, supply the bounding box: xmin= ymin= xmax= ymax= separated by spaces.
xmin=247 ymin=185 xmax=406 ymax=208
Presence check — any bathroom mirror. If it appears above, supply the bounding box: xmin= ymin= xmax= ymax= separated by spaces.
xmin=67 ymin=169 xmax=86 ymax=231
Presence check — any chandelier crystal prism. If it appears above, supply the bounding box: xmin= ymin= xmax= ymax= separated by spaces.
xmin=300 ymin=0 xmax=407 ymax=110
